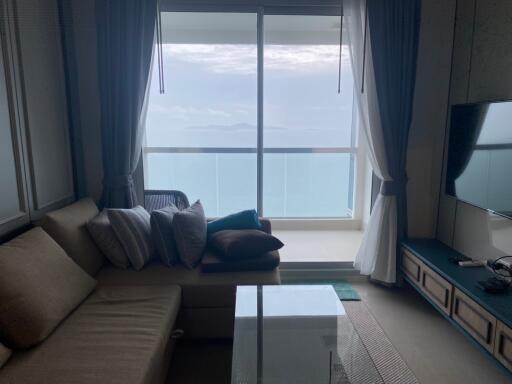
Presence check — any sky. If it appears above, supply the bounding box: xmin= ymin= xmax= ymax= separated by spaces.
xmin=145 ymin=42 xmax=355 ymax=148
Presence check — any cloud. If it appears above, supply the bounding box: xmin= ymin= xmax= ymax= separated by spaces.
xmin=185 ymin=122 xmax=285 ymax=131
xmin=164 ymin=44 xmax=351 ymax=75
xmin=147 ymin=104 xmax=232 ymax=120
xmin=164 ymin=44 xmax=256 ymax=74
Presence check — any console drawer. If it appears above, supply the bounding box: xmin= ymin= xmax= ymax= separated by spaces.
xmin=420 ymin=263 xmax=452 ymax=315
xmin=452 ymin=288 xmax=496 ymax=353
xmin=401 ymin=249 xmax=421 ymax=284
xmin=495 ymin=321 xmax=512 ymax=370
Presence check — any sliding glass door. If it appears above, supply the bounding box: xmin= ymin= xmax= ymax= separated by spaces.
xmin=144 ymin=8 xmax=357 ymax=219
xmin=263 ymin=14 xmax=355 ymax=218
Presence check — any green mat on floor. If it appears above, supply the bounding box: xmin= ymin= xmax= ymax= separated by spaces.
xmin=288 ymin=280 xmax=361 ymax=301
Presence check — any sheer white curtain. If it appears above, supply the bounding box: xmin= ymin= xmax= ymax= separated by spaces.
xmin=345 ymin=0 xmax=397 ymax=283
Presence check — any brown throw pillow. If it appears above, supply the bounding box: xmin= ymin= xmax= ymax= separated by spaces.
xmin=201 ymin=250 xmax=280 ymax=273
xmin=87 ymin=210 xmax=130 ymax=269
xmin=0 ymin=228 xmax=97 ymax=349
xmin=208 ymin=229 xmax=284 ymax=261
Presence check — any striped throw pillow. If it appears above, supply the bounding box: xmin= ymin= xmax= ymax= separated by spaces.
xmin=107 ymin=206 xmax=153 ymax=270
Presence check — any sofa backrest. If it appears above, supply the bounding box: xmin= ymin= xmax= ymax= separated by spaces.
xmin=38 ymin=198 xmax=104 ymax=276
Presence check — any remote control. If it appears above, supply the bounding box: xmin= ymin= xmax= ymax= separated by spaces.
xmin=458 ymin=260 xmax=486 ymax=267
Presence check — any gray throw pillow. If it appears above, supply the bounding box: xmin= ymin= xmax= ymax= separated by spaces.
xmin=0 ymin=342 xmax=12 ymax=368
xmin=108 ymin=206 xmax=153 ymax=271
xmin=87 ymin=211 xmax=130 ymax=269
xmin=173 ymin=201 xmax=207 ymax=269
xmin=151 ymin=205 xmax=180 ymax=266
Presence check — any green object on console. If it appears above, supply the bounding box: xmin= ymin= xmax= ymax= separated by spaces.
xmin=207 ymin=210 xmax=262 ymax=235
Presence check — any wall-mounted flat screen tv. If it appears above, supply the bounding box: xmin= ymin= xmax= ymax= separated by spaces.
xmin=446 ymin=100 xmax=512 ymax=218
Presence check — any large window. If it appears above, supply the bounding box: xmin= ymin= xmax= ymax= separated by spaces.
xmin=144 ymin=9 xmax=358 ymax=219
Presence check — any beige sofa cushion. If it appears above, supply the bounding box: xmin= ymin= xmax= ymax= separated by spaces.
xmin=38 ymin=198 xmax=104 ymax=275
xmin=96 ymin=261 xmax=280 ymax=308
xmin=0 ymin=228 xmax=97 ymax=349
xmin=0 ymin=342 xmax=12 ymax=368
xmin=0 ymin=285 xmax=181 ymax=384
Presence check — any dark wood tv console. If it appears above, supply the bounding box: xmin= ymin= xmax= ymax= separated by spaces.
xmin=401 ymin=239 xmax=512 ymax=373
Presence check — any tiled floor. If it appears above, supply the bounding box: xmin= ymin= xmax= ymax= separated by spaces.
xmin=273 ymin=230 xmax=364 ymax=262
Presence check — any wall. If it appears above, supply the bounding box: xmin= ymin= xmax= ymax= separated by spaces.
xmin=16 ymin=0 xmax=75 ymax=217
xmin=436 ymin=0 xmax=512 ymax=260
xmin=0 ymin=0 xmax=75 ymax=236
xmin=406 ymin=0 xmax=456 ymax=238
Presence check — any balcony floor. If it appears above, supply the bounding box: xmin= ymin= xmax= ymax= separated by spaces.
xmin=273 ymin=229 xmax=364 ymax=263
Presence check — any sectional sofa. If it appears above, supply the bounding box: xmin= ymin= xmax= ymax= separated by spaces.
xmin=0 ymin=198 xmax=280 ymax=384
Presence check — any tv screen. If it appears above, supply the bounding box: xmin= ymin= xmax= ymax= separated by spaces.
xmin=446 ymin=101 xmax=512 ymax=218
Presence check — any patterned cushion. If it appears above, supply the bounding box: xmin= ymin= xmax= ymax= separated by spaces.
xmin=173 ymin=201 xmax=207 ymax=269
xmin=87 ymin=211 xmax=130 ymax=269
xmin=151 ymin=205 xmax=180 ymax=266
xmin=107 ymin=206 xmax=153 ymax=270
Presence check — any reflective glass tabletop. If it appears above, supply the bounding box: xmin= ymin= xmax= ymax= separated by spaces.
xmin=231 ymin=285 xmax=383 ymax=384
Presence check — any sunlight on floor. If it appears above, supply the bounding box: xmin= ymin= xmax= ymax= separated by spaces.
xmin=273 ymin=230 xmax=364 ymax=262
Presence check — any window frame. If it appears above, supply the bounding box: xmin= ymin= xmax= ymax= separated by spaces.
xmin=143 ymin=4 xmax=368 ymax=226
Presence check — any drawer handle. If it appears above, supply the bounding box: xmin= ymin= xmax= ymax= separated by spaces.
xmin=499 ymin=332 xmax=512 ymax=364
xmin=487 ymin=323 xmax=492 ymax=344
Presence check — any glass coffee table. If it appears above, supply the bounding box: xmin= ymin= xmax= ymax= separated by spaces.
xmin=231 ymin=285 xmax=383 ymax=384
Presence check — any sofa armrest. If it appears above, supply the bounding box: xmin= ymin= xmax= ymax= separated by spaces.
xmin=260 ymin=218 xmax=271 ymax=235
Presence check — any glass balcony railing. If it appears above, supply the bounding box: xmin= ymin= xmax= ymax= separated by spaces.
xmin=143 ymin=147 xmax=356 ymax=219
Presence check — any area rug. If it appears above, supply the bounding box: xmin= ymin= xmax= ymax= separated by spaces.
xmin=288 ymin=280 xmax=361 ymax=301
xmin=344 ymin=301 xmax=419 ymax=384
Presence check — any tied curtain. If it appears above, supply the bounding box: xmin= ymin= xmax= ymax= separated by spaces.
xmin=346 ymin=0 xmax=421 ymax=283
xmin=96 ymin=0 xmax=157 ymax=208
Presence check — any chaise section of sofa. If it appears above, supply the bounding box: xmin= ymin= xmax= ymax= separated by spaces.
xmin=96 ymin=262 xmax=280 ymax=338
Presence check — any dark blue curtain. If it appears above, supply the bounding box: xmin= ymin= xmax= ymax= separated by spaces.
xmin=368 ymin=0 xmax=421 ymax=241
xmin=96 ymin=0 xmax=157 ymax=208
xmin=58 ymin=0 xmax=87 ymax=199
